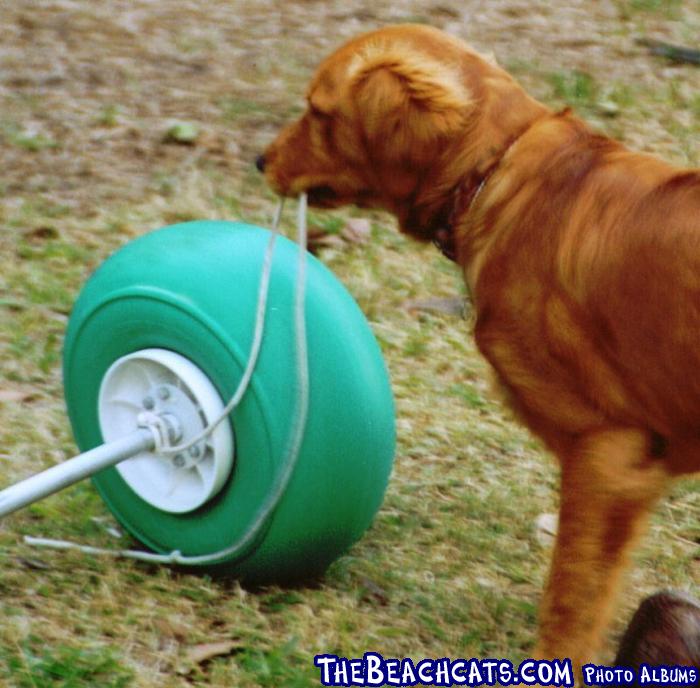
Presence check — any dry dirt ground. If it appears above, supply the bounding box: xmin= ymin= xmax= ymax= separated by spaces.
xmin=0 ymin=1 xmax=698 ymax=687
xmin=1 ymin=0 xmax=697 ymax=218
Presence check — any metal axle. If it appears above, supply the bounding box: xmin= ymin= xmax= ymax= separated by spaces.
xmin=0 ymin=429 xmax=155 ymax=519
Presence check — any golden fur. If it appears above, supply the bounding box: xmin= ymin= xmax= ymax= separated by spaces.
xmin=259 ymin=24 xmax=700 ymax=667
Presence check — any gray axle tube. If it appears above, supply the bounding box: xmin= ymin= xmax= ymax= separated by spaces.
xmin=0 ymin=429 xmax=154 ymax=519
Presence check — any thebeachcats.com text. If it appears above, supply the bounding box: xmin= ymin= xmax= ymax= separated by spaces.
xmin=314 ymin=654 xmax=574 ymax=686
xmin=313 ymin=653 xmax=700 ymax=687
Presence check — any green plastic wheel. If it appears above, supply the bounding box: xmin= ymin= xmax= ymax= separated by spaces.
xmin=63 ymin=220 xmax=395 ymax=583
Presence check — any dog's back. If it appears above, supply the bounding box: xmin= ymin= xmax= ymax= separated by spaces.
xmin=465 ymin=112 xmax=700 ymax=469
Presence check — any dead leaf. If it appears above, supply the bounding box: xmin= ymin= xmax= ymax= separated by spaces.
xmin=341 ymin=218 xmax=371 ymax=244
xmin=403 ymin=296 xmax=468 ymax=317
xmin=18 ymin=557 xmax=51 ymax=571
xmin=306 ymin=217 xmax=372 ymax=254
xmin=164 ymin=121 xmax=200 ymax=145
xmin=185 ymin=640 xmax=242 ymax=666
xmin=152 ymin=616 xmax=190 ymax=642
xmin=358 ymin=576 xmax=390 ymax=606
xmin=535 ymin=512 xmax=558 ymax=547
xmin=26 ymin=226 xmax=59 ymax=242
xmin=0 ymin=389 xmax=34 ymax=403
xmin=307 ymin=227 xmax=345 ymax=254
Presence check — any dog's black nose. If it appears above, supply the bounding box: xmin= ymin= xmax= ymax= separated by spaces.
xmin=255 ymin=154 xmax=266 ymax=172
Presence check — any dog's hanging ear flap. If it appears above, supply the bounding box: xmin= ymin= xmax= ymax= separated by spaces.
xmin=307 ymin=71 xmax=339 ymax=114
xmin=348 ymin=44 xmax=473 ymax=157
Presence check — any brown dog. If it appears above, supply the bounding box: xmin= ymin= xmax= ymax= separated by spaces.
xmin=615 ymin=591 xmax=700 ymax=677
xmin=258 ymin=24 xmax=699 ymax=667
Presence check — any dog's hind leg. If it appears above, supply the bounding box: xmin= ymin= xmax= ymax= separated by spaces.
xmin=534 ymin=428 xmax=671 ymax=670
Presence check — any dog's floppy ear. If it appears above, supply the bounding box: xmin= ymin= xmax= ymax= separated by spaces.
xmin=348 ymin=43 xmax=473 ymax=156
xmin=308 ymin=71 xmax=338 ymax=114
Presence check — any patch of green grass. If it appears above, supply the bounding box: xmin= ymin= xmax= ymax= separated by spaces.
xmin=7 ymin=198 xmax=72 ymax=225
xmin=233 ymin=639 xmax=319 ymax=687
xmin=174 ymin=32 xmax=216 ymax=54
xmin=16 ymin=239 xmax=89 ymax=265
xmin=547 ymin=69 xmax=599 ymax=111
xmin=307 ymin=211 xmax=345 ymax=235
xmin=219 ymin=97 xmax=274 ymax=122
xmin=96 ymin=104 xmax=121 ymax=127
xmin=691 ymin=94 xmax=700 ymax=119
xmin=0 ymin=641 xmax=133 ymax=687
xmin=448 ymin=383 xmax=489 ymax=411
xmin=505 ymin=58 xmax=539 ymax=76
xmin=152 ymin=170 xmax=177 ymax=197
xmin=402 ymin=329 xmax=430 ymax=358
xmin=605 ymin=82 xmax=638 ymax=111
xmin=618 ymin=0 xmax=682 ymax=18
xmin=1 ymin=122 xmax=59 ymax=152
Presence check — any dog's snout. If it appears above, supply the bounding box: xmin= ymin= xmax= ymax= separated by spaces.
xmin=255 ymin=154 xmax=266 ymax=173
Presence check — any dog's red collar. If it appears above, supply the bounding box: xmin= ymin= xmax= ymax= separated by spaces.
xmin=433 ymin=171 xmax=491 ymax=262
xmin=433 ymin=117 xmax=550 ymax=262
xmin=433 ymin=176 xmax=488 ymax=262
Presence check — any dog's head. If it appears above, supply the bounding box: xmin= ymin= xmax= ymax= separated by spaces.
xmin=258 ymin=24 xmax=547 ymax=243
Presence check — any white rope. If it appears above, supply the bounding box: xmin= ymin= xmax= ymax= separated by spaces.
xmin=24 ymin=194 xmax=310 ymax=567
xmin=157 ymin=200 xmax=284 ymax=456
xmin=138 ymin=411 xmax=173 ymax=454
xmin=23 ymin=535 xmax=187 ymax=564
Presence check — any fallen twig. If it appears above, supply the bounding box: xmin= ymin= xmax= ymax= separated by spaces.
xmin=637 ymin=38 xmax=700 ymax=65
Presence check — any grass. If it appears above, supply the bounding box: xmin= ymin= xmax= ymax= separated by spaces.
xmin=0 ymin=641 xmax=133 ymax=688
xmin=0 ymin=2 xmax=698 ymax=687
xmin=617 ymin=0 xmax=683 ymax=19
xmin=548 ymin=70 xmax=598 ymax=109
xmin=219 ymin=97 xmax=275 ymax=123
xmin=1 ymin=122 xmax=59 ymax=152
xmin=96 ymin=104 xmax=122 ymax=128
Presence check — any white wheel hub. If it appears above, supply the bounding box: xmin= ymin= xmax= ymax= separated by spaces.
xmin=98 ymin=349 xmax=234 ymax=513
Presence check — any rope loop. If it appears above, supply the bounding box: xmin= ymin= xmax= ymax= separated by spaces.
xmin=25 ymin=195 xmax=310 ymax=567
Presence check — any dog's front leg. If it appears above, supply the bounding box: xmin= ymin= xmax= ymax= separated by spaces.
xmin=535 ymin=428 xmax=671 ymax=671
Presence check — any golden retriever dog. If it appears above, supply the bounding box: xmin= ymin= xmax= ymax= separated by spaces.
xmin=257 ymin=24 xmax=700 ymax=668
